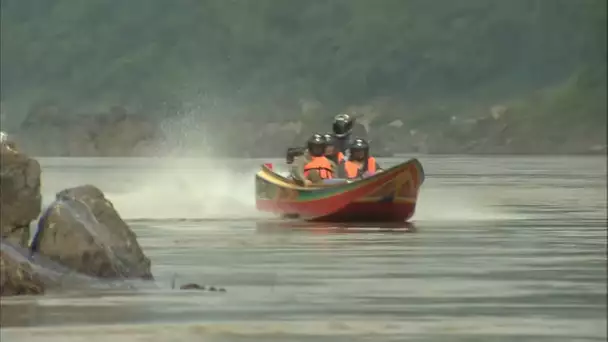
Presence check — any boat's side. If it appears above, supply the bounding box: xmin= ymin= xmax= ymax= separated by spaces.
xmin=255 ymin=159 xmax=424 ymax=221
xmin=312 ymin=159 xmax=424 ymax=222
xmin=312 ymin=202 xmax=416 ymax=222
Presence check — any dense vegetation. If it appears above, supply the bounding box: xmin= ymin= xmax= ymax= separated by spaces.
xmin=1 ymin=0 xmax=606 ymax=151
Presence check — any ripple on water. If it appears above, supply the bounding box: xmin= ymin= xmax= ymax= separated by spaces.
xmin=2 ymin=156 xmax=605 ymax=342
xmin=1 ymin=318 xmax=607 ymax=342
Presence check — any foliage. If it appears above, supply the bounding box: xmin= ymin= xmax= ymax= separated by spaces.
xmin=0 ymin=0 xmax=605 ymax=128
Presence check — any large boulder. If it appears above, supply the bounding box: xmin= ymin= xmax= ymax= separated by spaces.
xmin=0 ymin=240 xmax=125 ymax=297
xmin=31 ymin=185 xmax=153 ymax=280
xmin=0 ymin=241 xmax=47 ymax=296
xmin=0 ymin=136 xmax=42 ymax=246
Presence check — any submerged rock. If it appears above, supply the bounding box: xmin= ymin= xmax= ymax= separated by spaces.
xmin=0 ymin=242 xmax=47 ymax=296
xmin=0 ymin=137 xmax=42 ymax=247
xmin=179 ymin=283 xmax=205 ymax=290
xmin=178 ymin=283 xmax=226 ymax=292
xmin=31 ymin=185 xmax=153 ymax=280
xmin=0 ymin=240 xmax=110 ymax=296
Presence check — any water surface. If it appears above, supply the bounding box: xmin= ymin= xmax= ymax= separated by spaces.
xmin=1 ymin=156 xmax=606 ymax=342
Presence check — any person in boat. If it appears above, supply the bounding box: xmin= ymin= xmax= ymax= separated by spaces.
xmin=290 ymin=133 xmax=337 ymax=186
xmin=284 ymin=113 xmax=360 ymax=165
xmin=340 ymin=138 xmax=383 ymax=179
xmin=323 ymin=133 xmax=345 ymax=164
xmin=331 ymin=113 xmax=355 ymax=156
xmin=331 ymin=113 xmax=370 ymax=155
xmin=286 ymin=146 xmax=306 ymax=164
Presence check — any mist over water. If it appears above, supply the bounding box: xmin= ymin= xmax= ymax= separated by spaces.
xmin=89 ymin=114 xmax=513 ymax=222
xmin=107 ymin=160 xmax=263 ymax=221
xmin=39 ymin=158 xmax=271 ymax=221
xmin=37 ymin=112 xmax=269 ymax=220
xmin=89 ymin=159 xmax=514 ymax=223
xmin=32 ymin=108 xmax=605 ymax=225
xmin=34 ymin=111 xmax=516 ymax=223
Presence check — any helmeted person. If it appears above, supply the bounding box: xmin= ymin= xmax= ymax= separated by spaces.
xmin=331 ymin=114 xmax=355 ymax=155
xmin=290 ymin=133 xmax=337 ymax=186
xmin=340 ymin=138 xmax=383 ymax=179
xmin=285 ymin=147 xmax=306 ymax=165
xmin=322 ymin=133 xmax=345 ymax=164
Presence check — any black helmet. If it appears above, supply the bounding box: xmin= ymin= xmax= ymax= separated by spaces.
xmin=349 ymin=138 xmax=369 ymax=161
xmin=332 ymin=114 xmax=354 ymax=138
xmin=323 ymin=133 xmax=336 ymax=146
xmin=350 ymin=138 xmax=369 ymax=150
xmin=350 ymin=138 xmax=369 ymax=151
xmin=307 ymin=133 xmax=327 ymax=157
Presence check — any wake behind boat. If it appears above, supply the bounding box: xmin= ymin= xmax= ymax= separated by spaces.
xmin=254 ymin=159 xmax=425 ymax=222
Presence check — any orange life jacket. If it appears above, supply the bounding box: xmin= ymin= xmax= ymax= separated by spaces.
xmin=304 ymin=156 xmax=334 ymax=180
xmin=344 ymin=157 xmax=376 ymax=179
xmin=336 ymin=152 xmax=345 ymax=163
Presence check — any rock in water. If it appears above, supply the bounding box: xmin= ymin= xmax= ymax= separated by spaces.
xmin=0 ymin=241 xmax=47 ymax=296
xmin=1 ymin=240 xmax=124 ymax=297
xmin=32 ymin=185 xmax=153 ymax=280
xmin=0 ymin=137 xmax=42 ymax=247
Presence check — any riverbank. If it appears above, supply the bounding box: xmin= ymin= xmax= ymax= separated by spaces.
xmin=3 ymin=92 xmax=605 ymax=158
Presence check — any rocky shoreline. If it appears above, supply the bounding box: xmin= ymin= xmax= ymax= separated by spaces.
xmin=0 ymin=137 xmax=224 ymax=297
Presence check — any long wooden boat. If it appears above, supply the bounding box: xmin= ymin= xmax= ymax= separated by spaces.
xmin=255 ymin=159 xmax=425 ymax=222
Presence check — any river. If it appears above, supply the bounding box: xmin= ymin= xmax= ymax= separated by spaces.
xmin=1 ymin=156 xmax=606 ymax=342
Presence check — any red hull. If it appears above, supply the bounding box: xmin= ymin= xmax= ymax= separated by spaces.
xmin=257 ymin=200 xmax=416 ymax=222
xmin=255 ymin=159 xmax=425 ymax=222
xmin=315 ymin=202 xmax=417 ymax=222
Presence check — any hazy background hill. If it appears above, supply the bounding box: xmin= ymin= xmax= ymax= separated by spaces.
xmin=1 ymin=0 xmax=606 ymax=156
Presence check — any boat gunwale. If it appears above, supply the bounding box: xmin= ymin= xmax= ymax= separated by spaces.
xmin=255 ymin=158 xmax=424 ymax=193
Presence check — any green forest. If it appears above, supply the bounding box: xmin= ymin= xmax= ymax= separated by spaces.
xmin=0 ymin=0 xmax=606 ymax=154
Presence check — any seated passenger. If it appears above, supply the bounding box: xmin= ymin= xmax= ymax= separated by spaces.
xmin=290 ymin=133 xmax=336 ymax=186
xmin=285 ymin=147 xmax=306 ymax=165
xmin=340 ymin=138 xmax=383 ymax=179
xmin=323 ymin=133 xmax=345 ymax=164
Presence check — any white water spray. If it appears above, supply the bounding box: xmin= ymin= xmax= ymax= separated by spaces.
xmin=106 ymin=158 xmax=267 ymax=220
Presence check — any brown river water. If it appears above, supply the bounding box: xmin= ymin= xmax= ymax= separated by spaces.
xmin=1 ymin=156 xmax=606 ymax=342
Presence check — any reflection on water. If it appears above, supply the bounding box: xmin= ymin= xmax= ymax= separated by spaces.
xmin=1 ymin=156 xmax=606 ymax=342
xmin=254 ymin=220 xmax=416 ymax=234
